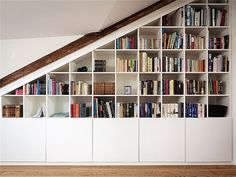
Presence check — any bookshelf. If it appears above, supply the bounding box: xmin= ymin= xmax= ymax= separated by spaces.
xmin=0 ymin=0 xmax=232 ymax=163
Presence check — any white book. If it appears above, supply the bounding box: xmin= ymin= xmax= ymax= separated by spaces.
xmin=106 ymin=102 xmax=112 ymax=118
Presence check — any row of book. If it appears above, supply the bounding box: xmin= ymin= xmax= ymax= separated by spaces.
xmin=116 ymin=58 xmax=138 ymax=72
xmin=208 ymin=78 xmax=224 ymax=94
xmin=140 ymin=80 xmax=161 ymax=95
xmin=162 ymin=56 xmax=183 ymax=72
xmin=209 ymin=35 xmax=229 ymax=49
xmin=186 ymin=34 xmax=205 ymax=49
xmin=140 ymin=102 xmax=161 ymax=118
xmin=185 ymin=103 xmax=206 ymax=118
xmin=116 ymin=36 xmax=137 ymax=49
xmin=93 ymin=98 xmax=115 ymax=118
xmin=94 ymin=60 xmax=106 ymax=72
xmin=139 ymin=37 xmax=161 ymax=49
xmin=71 ymin=103 xmax=92 ymax=118
xmin=186 ymin=59 xmax=205 ymax=72
xmin=162 ymin=80 xmax=183 ymax=95
xmin=186 ymin=80 xmax=206 ymax=95
xmin=208 ymin=54 xmax=229 ymax=72
xmin=140 ymin=52 xmax=161 ymax=72
xmin=162 ymin=8 xmax=183 ymax=26
xmin=94 ymin=82 xmax=115 ymax=95
xmin=71 ymin=81 xmax=92 ymax=95
xmin=48 ymin=76 xmax=69 ymax=95
xmin=162 ymin=103 xmax=184 ymax=118
xmin=185 ymin=5 xmax=207 ymax=26
xmin=24 ymin=80 xmax=46 ymax=95
xmin=2 ymin=104 xmax=23 ymax=118
xmin=209 ymin=8 xmax=227 ymax=26
xmin=116 ymin=102 xmax=138 ymax=118
xmin=162 ymin=32 xmax=183 ymax=49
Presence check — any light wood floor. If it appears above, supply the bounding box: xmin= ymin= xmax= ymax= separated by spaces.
xmin=0 ymin=165 xmax=236 ymax=177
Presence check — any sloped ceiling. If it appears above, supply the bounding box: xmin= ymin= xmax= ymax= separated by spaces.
xmin=0 ymin=0 xmax=158 ymax=39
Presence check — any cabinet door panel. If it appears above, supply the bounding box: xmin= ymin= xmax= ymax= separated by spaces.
xmin=93 ymin=119 xmax=138 ymax=162
xmin=46 ymin=119 xmax=92 ymax=162
xmin=186 ymin=118 xmax=232 ymax=162
xmin=2 ymin=119 xmax=46 ymax=162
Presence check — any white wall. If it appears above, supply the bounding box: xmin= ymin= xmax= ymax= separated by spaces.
xmin=0 ymin=35 xmax=81 ymax=78
xmin=232 ymin=0 xmax=236 ymax=165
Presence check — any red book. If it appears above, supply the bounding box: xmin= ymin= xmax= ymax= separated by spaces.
xmin=75 ymin=104 xmax=80 ymax=118
xmin=34 ymin=83 xmax=37 ymax=95
xmin=165 ymin=80 xmax=169 ymax=95
xmin=71 ymin=104 xmax=74 ymax=118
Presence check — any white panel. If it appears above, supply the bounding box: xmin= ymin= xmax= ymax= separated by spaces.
xmin=93 ymin=118 xmax=138 ymax=162
xmin=186 ymin=118 xmax=232 ymax=162
xmin=46 ymin=118 xmax=92 ymax=162
xmin=0 ymin=118 xmax=2 ymax=162
xmin=1 ymin=118 xmax=45 ymax=162
xmin=139 ymin=118 xmax=185 ymax=162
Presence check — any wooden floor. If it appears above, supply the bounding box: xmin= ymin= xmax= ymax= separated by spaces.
xmin=0 ymin=165 xmax=236 ymax=177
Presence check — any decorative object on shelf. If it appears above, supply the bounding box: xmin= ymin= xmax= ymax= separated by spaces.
xmin=32 ymin=107 xmax=45 ymax=118
xmin=124 ymin=86 xmax=132 ymax=95
xmin=208 ymin=105 xmax=227 ymax=117
xmin=50 ymin=112 xmax=69 ymax=118
xmin=77 ymin=66 xmax=88 ymax=72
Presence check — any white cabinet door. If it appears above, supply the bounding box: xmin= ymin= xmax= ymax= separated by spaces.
xmin=0 ymin=119 xmax=2 ymax=162
xmin=1 ymin=118 xmax=46 ymax=162
xmin=46 ymin=118 xmax=92 ymax=162
xmin=186 ymin=118 xmax=232 ymax=162
xmin=93 ymin=118 xmax=138 ymax=162
xmin=139 ymin=118 xmax=185 ymax=162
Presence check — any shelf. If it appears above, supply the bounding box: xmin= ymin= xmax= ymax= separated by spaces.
xmin=208 ymin=94 xmax=230 ymax=97
xmin=49 ymin=72 xmax=69 ymax=74
xmin=70 ymin=72 xmax=93 ymax=74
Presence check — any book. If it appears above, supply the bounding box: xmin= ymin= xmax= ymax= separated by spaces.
xmin=162 ymin=103 xmax=184 ymax=118
xmin=2 ymin=104 xmax=23 ymax=118
xmin=116 ymin=36 xmax=137 ymax=49
xmin=185 ymin=103 xmax=206 ymax=118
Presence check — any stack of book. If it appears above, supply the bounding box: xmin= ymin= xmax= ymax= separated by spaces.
xmin=140 ymin=52 xmax=161 ymax=72
xmin=162 ymin=103 xmax=184 ymax=118
xmin=116 ymin=102 xmax=138 ymax=118
xmin=94 ymin=60 xmax=106 ymax=72
xmin=140 ymin=80 xmax=161 ymax=95
xmin=162 ymin=32 xmax=183 ymax=49
xmin=2 ymin=104 xmax=23 ymax=118
xmin=71 ymin=103 xmax=92 ymax=118
xmin=185 ymin=5 xmax=207 ymax=26
xmin=139 ymin=36 xmax=161 ymax=49
xmin=186 ymin=79 xmax=206 ymax=95
xmin=71 ymin=81 xmax=92 ymax=95
xmin=186 ymin=59 xmax=205 ymax=72
xmin=116 ymin=58 xmax=137 ymax=72
xmin=162 ymin=8 xmax=183 ymax=26
xmin=208 ymin=54 xmax=229 ymax=72
xmin=209 ymin=35 xmax=229 ymax=49
xmin=94 ymin=82 xmax=115 ymax=95
xmin=162 ymin=80 xmax=183 ymax=95
xmin=208 ymin=77 xmax=224 ymax=94
xmin=209 ymin=8 xmax=227 ymax=26
xmin=116 ymin=36 xmax=137 ymax=49
xmin=93 ymin=98 xmax=115 ymax=118
xmin=162 ymin=56 xmax=183 ymax=72
xmin=185 ymin=103 xmax=206 ymax=118
xmin=186 ymin=34 xmax=205 ymax=49
xmin=48 ymin=76 xmax=69 ymax=95
xmin=25 ymin=80 xmax=46 ymax=95
xmin=15 ymin=88 xmax=23 ymax=95
xmin=140 ymin=102 xmax=161 ymax=118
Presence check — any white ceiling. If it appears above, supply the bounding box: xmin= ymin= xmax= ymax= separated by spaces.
xmin=0 ymin=0 xmax=158 ymax=39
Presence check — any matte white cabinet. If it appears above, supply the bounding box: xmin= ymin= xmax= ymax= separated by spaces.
xmin=186 ymin=118 xmax=232 ymax=162
xmin=46 ymin=118 xmax=92 ymax=162
xmin=1 ymin=118 xmax=46 ymax=162
xmin=0 ymin=119 xmax=2 ymax=162
xmin=93 ymin=118 xmax=138 ymax=162
xmin=139 ymin=118 xmax=185 ymax=162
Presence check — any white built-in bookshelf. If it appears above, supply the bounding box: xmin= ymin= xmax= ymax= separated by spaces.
xmin=2 ymin=0 xmax=231 ymax=119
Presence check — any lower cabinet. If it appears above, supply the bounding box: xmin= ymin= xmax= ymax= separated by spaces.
xmin=93 ymin=118 xmax=138 ymax=162
xmin=46 ymin=118 xmax=92 ymax=162
xmin=139 ymin=118 xmax=185 ymax=162
xmin=186 ymin=118 xmax=232 ymax=162
xmin=1 ymin=118 xmax=46 ymax=162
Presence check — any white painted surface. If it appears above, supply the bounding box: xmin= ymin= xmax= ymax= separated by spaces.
xmin=1 ymin=118 xmax=46 ymax=162
xmin=186 ymin=118 xmax=232 ymax=162
xmin=46 ymin=118 xmax=92 ymax=162
xmin=139 ymin=118 xmax=185 ymax=162
xmin=93 ymin=118 xmax=138 ymax=162
xmin=0 ymin=35 xmax=81 ymax=78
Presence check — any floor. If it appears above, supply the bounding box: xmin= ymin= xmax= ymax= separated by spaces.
xmin=0 ymin=165 xmax=236 ymax=177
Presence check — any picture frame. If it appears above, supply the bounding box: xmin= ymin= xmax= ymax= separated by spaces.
xmin=124 ymin=86 xmax=132 ymax=95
